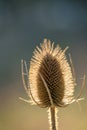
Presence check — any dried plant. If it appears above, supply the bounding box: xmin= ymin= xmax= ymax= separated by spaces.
xmin=20 ymin=39 xmax=85 ymax=130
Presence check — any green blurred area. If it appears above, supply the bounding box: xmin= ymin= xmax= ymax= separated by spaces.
xmin=0 ymin=1 xmax=87 ymax=130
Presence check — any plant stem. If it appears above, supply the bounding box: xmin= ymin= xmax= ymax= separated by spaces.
xmin=48 ymin=106 xmax=58 ymax=130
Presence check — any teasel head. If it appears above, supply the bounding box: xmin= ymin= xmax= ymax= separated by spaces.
xmin=29 ymin=39 xmax=75 ymax=108
xmin=21 ymin=39 xmax=85 ymax=130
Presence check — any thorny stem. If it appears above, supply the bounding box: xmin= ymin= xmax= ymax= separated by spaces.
xmin=48 ymin=106 xmax=58 ymax=130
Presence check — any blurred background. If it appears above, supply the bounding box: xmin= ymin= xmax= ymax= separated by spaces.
xmin=0 ymin=0 xmax=87 ymax=130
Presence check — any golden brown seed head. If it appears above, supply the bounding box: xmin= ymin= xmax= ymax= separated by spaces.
xmin=29 ymin=39 xmax=75 ymax=108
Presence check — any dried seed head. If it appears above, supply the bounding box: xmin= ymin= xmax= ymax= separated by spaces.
xmin=29 ymin=39 xmax=75 ymax=108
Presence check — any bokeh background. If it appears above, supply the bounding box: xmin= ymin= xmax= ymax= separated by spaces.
xmin=0 ymin=0 xmax=87 ymax=130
